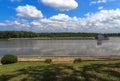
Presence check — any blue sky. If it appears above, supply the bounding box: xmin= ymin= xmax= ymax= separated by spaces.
xmin=0 ymin=0 xmax=120 ymax=33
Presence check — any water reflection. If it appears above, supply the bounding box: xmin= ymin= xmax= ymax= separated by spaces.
xmin=0 ymin=38 xmax=120 ymax=56
xmin=97 ymin=40 xmax=102 ymax=45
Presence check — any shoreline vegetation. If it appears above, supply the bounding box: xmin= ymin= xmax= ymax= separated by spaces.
xmin=8 ymin=37 xmax=95 ymax=40
xmin=0 ymin=31 xmax=120 ymax=39
xmin=1 ymin=56 xmax=120 ymax=64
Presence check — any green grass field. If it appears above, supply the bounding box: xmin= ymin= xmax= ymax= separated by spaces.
xmin=0 ymin=60 xmax=120 ymax=81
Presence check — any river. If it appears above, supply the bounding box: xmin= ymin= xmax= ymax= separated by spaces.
xmin=0 ymin=37 xmax=120 ymax=56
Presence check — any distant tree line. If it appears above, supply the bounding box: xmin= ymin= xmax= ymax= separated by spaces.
xmin=0 ymin=31 xmax=39 ymax=38
xmin=38 ymin=32 xmax=97 ymax=37
xmin=0 ymin=31 xmax=120 ymax=39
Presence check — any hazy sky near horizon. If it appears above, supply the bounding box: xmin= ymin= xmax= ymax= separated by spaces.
xmin=0 ymin=0 xmax=120 ymax=33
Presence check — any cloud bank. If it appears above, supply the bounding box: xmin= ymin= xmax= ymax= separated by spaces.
xmin=1 ymin=5 xmax=120 ymax=33
xmin=41 ymin=0 xmax=78 ymax=11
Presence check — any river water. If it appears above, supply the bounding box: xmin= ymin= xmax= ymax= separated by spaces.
xmin=0 ymin=37 xmax=120 ymax=56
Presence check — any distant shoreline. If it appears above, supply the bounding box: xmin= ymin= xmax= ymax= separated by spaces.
xmin=8 ymin=37 xmax=95 ymax=40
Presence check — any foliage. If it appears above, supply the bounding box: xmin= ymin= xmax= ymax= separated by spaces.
xmin=0 ymin=31 xmax=97 ymax=38
xmin=45 ymin=59 xmax=52 ymax=64
xmin=0 ymin=30 xmax=120 ymax=39
xmin=0 ymin=31 xmax=102 ymax=38
xmin=0 ymin=31 xmax=39 ymax=38
xmin=73 ymin=58 xmax=82 ymax=64
xmin=1 ymin=54 xmax=18 ymax=65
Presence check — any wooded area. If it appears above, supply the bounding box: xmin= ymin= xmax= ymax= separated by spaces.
xmin=0 ymin=31 xmax=120 ymax=39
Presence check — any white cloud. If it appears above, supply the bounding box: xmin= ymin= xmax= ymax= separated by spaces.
xmin=91 ymin=0 xmax=107 ymax=4
xmin=29 ymin=8 xmax=120 ymax=32
xmin=16 ymin=5 xmax=43 ymax=18
xmin=41 ymin=0 xmax=78 ymax=11
xmin=10 ymin=0 xmax=22 ymax=2
xmin=0 ymin=23 xmax=6 ymax=26
xmin=98 ymin=6 xmax=103 ymax=10
xmin=83 ymin=8 xmax=120 ymax=32
xmin=50 ymin=14 xmax=71 ymax=21
xmin=30 ymin=15 xmax=80 ymax=32
xmin=5 ymin=19 xmax=30 ymax=30
xmin=98 ymin=0 xmax=107 ymax=3
xmin=90 ymin=0 xmax=115 ymax=5
xmin=1 ymin=8 xmax=120 ymax=33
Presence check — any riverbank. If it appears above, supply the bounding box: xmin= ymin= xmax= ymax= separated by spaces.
xmin=18 ymin=56 xmax=120 ymax=61
xmin=8 ymin=37 xmax=95 ymax=40
xmin=0 ymin=60 xmax=120 ymax=81
xmin=0 ymin=56 xmax=120 ymax=65
xmin=1 ymin=56 xmax=120 ymax=62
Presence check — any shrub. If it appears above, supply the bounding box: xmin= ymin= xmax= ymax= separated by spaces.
xmin=73 ymin=58 xmax=82 ymax=64
xmin=1 ymin=54 xmax=18 ymax=65
xmin=45 ymin=59 xmax=52 ymax=64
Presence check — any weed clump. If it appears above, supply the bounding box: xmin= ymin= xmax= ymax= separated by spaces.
xmin=73 ymin=58 xmax=82 ymax=64
xmin=45 ymin=59 xmax=52 ymax=64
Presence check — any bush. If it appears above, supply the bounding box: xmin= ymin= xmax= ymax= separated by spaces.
xmin=73 ymin=58 xmax=82 ymax=64
xmin=1 ymin=54 xmax=18 ymax=65
xmin=45 ymin=59 xmax=52 ymax=64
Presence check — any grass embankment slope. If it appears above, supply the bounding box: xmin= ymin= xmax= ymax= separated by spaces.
xmin=0 ymin=60 xmax=120 ymax=81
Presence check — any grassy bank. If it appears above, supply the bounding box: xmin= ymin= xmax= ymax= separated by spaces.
xmin=0 ymin=60 xmax=120 ymax=81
